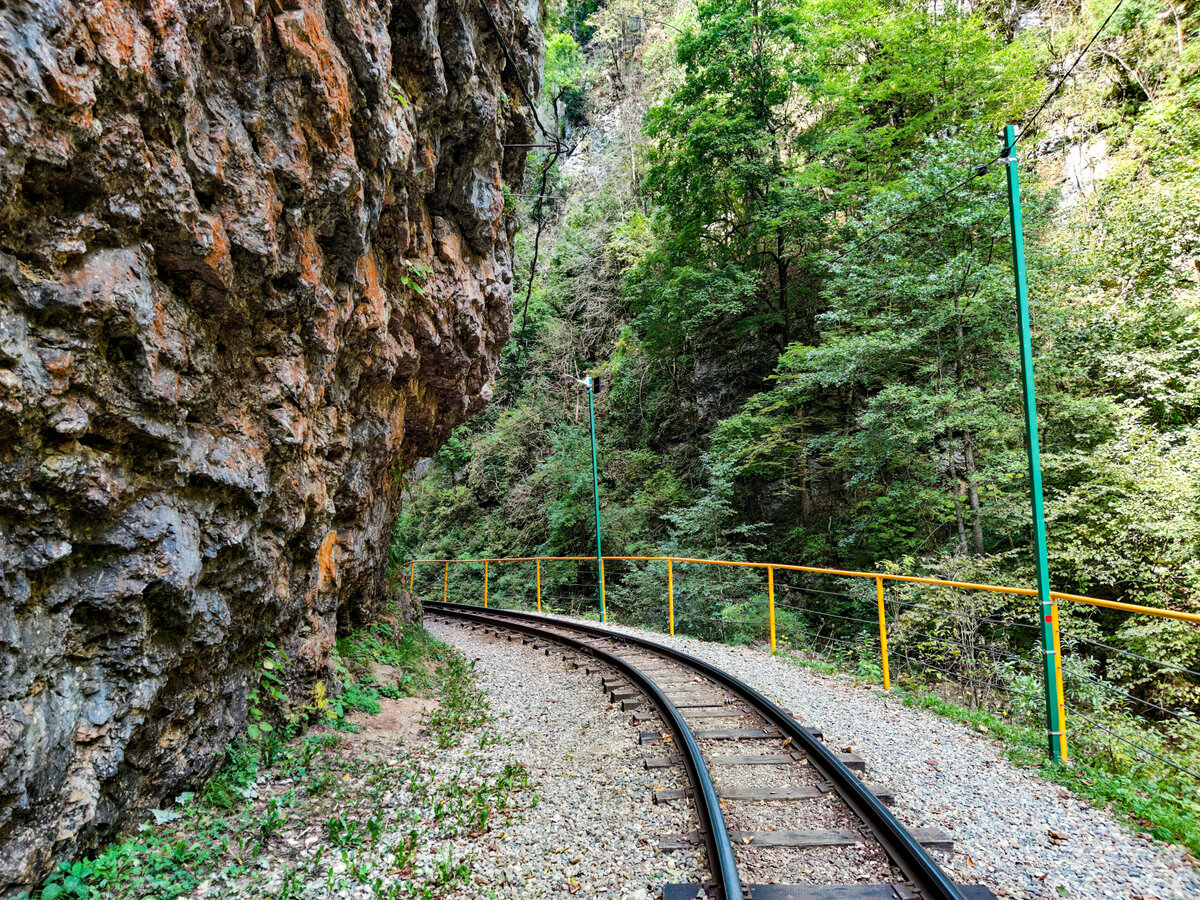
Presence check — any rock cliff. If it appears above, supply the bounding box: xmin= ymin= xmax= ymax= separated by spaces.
xmin=0 ymin=0 xmax=541 ymax=887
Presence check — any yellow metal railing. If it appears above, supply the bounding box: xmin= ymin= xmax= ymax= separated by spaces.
xmin=410 ymin=553 xmax=1200 ymax=765
xmin=410 ymin=553 xmax=1200 ymax=618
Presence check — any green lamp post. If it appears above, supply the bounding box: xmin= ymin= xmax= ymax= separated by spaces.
xmin=563 ymin=373 xmax=606 ymax=623
xmin=1003 ymin=124 xmax=1064 ymax=763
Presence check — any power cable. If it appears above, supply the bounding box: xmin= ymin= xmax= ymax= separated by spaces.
xmin=625 ymin=14 xmax=686 ymax=36
xmin=1067 ymin=670 xmax=1200 ymax=730
xmin=1059 ymin=629 xmax=1200 ymax=680
xmin=1005 ymin=0 xmax=1127 ymax=158
xmin=828 ymin=165 xmax=993 ymax=262
xmin=831 ymin=0 xmax=1127 ymax=262
xmin=476 ymin=0 xmax=565 ymax=153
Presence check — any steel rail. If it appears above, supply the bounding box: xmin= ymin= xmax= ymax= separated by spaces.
xmin=429 ymin=605 xmax=742 ymax=900
xmin=438 ymin=601 xmax=970 ymax=900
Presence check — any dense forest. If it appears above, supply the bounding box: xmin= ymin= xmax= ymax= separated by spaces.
xmin=395 ymin=0 xmax=1200 ymax=847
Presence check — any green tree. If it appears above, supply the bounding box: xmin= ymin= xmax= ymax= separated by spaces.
xmin=633 ymin=0 xmax=825 ymax=354
xmin=710 ymin=134 xmax=1024 ymax=563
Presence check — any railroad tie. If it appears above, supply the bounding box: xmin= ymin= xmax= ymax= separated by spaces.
xmin=663 ymin=884 xmax=997 ymax=899
xmin=712 ymin=752 xmax=866 ymax=773
xmin=644 ymin=754 xmax=681 ymax=768
xmin=688 ymin=725 xmax=827 ymax=743
xmin=690 ymin=728 xmax=780 ymax=740
xmin=652 ymin=784 xmax=895 ymax=804
xmin=646 ymin=752 xmax=865 ymax=773
xmin=657 ymin=829 xmax=861 ymax=851
xmin=705 ymin=754 xmax=801 ymax=766
xmin=680 ymin=708 xmax=745 ymax=719
xmin=656 ymin=828 xmax=951 ymax=852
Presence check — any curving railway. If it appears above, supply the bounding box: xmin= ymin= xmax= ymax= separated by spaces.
xmin=430 ymin=602 xmax=997 ymax=900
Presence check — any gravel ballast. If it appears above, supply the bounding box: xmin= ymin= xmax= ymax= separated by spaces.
xmin=426 ymin=620 xmax=705 ymax=899
xmin=447 ymin=611 xmax=1199 ymax=900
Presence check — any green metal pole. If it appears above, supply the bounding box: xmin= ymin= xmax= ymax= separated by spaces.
xmin=1003 ymin=124 xmax=1063 ymax=764
xmin=586 ymin=376 xmax=606 ymax=623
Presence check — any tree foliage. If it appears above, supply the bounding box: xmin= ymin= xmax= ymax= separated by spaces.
xmin=395 ymin=3 xmax=1200 ymax=842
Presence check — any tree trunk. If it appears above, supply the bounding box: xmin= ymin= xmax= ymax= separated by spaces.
xmin=777 ymin=232 xmax=791 ymax=345
xmin=963 ymin=434 xmax=985 ymax=554
xmin=949 ymin=441 xmax=967 ymax=555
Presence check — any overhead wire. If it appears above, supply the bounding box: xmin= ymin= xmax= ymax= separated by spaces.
xmin=475 ymin=0 xmax=564 ymax=153
xmin=830 ymin=0 xmax=1127 ymax=262
xmin=1006 ymin=0 xmax=1128 ymax=156
xmin=476 ymin=0 xmax=584 ymax=356
xmin=1065 ymin=670 xmax=1200 ymax=730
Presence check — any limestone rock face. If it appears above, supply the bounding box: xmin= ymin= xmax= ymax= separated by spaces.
xmin=0 ymin=0 xmax=540 ymax=887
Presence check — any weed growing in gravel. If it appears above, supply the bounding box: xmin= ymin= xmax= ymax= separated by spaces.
xmin=20 ymin=623 xmax=532 ymax=900
xmin=777 ymin=652 xmax=841 ymax=676
xmin=429 ymin=656 xmax=492 ymax=747
xmin=339 ymin=620 xmax=446 ymax=696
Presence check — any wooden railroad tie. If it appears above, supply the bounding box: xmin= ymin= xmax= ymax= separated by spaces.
xmin=680 ymin=708 xmax=745 ymax=719
xmin=652 ymin=784 xmax=895 ymax=804
xmin=690 ymin=728 xmax=780 ymax=740
xmin=662 ymin=883 xmax=996 ymax=899
xmin=645 ymin=751 xmax=865 ymax=773
xmin=656 ymin=827 xmax=952 ymax=853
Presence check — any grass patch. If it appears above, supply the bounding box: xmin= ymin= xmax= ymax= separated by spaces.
xmin=428 ymin=656 xmax=493 ymax=749
xmin=776 ymin=650 xmax=843 ymax=677
xmin=338 ymin=620 xmax=445 ymax=697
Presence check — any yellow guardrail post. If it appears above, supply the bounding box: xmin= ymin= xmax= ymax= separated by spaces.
xmin=409 ymin=561 xmax=415 ymax=591
xmin=536 ymin=558 xmax=542 ymax=612
xmin=876 ymin=576 xmax=891 ymax=690
xmin=483 ymin=560 xmax=488 ymax=608
xmin=1050 ymin=598 xmax=1068 ymax=761
xmin=443 ymin=561 xmax=448 ymax=603
xmin=667 ymin=558 xmax=675 ymax=636
xmin=767 ymin=566 xmax=776 ymax=653
xmin=599 ymin=559 xmax=607 ymax=621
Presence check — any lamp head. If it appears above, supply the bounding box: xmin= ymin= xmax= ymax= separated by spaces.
xmin=560 ymin=373 xmax=593 ymax=389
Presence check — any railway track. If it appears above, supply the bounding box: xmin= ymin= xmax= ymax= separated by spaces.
xmin=430 ymin=602 xmax=996 ymax=900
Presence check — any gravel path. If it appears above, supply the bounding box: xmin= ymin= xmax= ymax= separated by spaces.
xmin=510 ymin=612 xmax=1199 ymax=900
xmin=426 ymin=620 xmax=705 ymax=899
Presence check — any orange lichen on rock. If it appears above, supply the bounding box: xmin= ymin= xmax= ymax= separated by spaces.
xmin=317 ymin=529 xmax=340 ymax=591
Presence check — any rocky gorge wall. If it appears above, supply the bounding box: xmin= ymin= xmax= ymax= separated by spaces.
xmin=0 ymin=0 xmax=541 ymax=888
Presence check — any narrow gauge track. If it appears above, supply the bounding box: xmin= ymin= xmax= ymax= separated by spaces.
xmin=431 ymin=603 xmax=996 ymax=900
